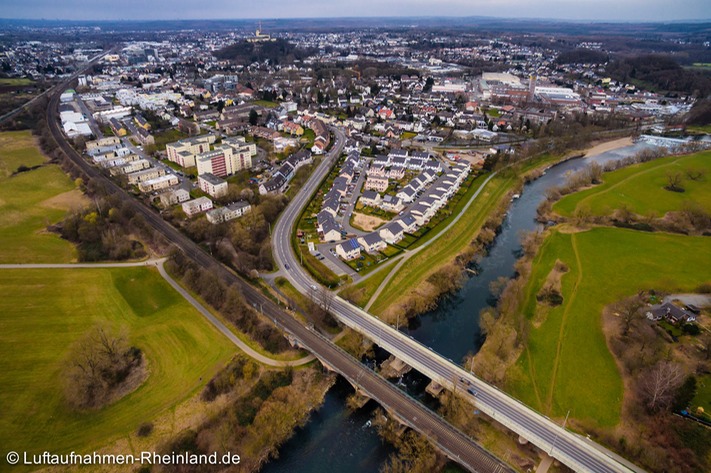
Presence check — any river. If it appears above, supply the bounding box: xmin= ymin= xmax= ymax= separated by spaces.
xmin=264 ymin=141 xmax=656 ymax=473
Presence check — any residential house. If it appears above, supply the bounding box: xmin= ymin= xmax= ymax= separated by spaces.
xmin=396 ymin=185 xmax=417 ymax=203
xmin=379 ymin=221 xmax=405 ymax=244
xmin=198 ymin=173 xmax=229 ymax=198
xmin=182 ymin=197 xmax=214 ymax=217
xmin=397 ymin=213 xmax=418 ymax=233
xmin=358 ymin=232 xmax=387 ymax=253
xmin=336 ymin=239 xmax=361 ymax=261
xmin=360 ymin=190 xmax=382 ymax=207
xmin=381 ymin=195 xmax=404 ymax=213
xmin=206 ymin=201 xmax=252 ymax=224
xmin=158 ymin=188 xmax=190 ymax=206
xmin=646 ymin=303 xmax=697 ymax=324
xmin=138 ymin=174 xmax=179 ymax=192
xmin=365 ymin=177 xmax=389 ymax=193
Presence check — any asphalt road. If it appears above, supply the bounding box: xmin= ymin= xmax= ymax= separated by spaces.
xmin=271 ymin=131 xmax=644 ymax=473
xmin=45 ymin=78 xmax=512 ymax=473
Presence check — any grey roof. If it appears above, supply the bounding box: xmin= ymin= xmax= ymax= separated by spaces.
xmin=398 ymin=213 xmax=417 ymax=227
xmin=399 ymin=186 xmax=417 ymax=197
xmin=382 ymin=220 xmax=404 ymax=234
xmin=339 ymin=238 xmax=361 ymax=252
xmin=226 ymin=200 xmax=250 ymax=211
xmin=199 ymin=172 xmax=226 ymax=185
xmin=361 ymin=232 xmax=384 ymax=246
xmin=321 ymin=218 xmax=342 ymax=235
xmin=649 ymin=302 xmax=695 ymax=322
xmin=361 ymin=190 xmax=380 ymax=201
xmin=323 ymin=196 xmax=340 ymax=212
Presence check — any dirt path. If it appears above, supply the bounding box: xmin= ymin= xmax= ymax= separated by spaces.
xmin=364 ymin=172 xmax=499 ymax=311
xmin=575 ymin=156 xmax=681 ymax=213
xmin=0 ymin=259 xmax=315 ymax=367
xmin=544 ymin=233 xmax=583 ymax=414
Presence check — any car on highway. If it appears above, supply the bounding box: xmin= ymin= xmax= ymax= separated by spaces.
xmin=285 ymin=264 xmax=290 ymax=270
xmin=467 ymin=388 xmax=478 ymax=396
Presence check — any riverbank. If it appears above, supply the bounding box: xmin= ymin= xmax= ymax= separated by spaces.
xmin=473 ymin=142 xmax=711 ymax=472
xmin=583 ymin=136 xmax=634 ymax=157
xmin=367 ymin=136 xmax=635 ymax=324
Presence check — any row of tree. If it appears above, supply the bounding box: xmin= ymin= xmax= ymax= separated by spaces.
xmin=165 ymin=249 xmax=290 ymax=354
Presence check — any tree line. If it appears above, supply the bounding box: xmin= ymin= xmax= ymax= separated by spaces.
xmin=165 ymin=249 xmax=290 ymax=354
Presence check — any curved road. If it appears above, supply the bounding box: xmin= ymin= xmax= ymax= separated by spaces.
xmin=272 ymin=130 xmax=644 ymax=473
xmin=45 ymin=77 xmax=511 ymax=473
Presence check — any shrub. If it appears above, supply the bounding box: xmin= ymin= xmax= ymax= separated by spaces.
xmin=136 ymin=422 xmax=154 ymax=437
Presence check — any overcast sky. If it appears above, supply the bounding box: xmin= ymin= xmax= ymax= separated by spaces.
xmin=1 ymin=0 xmax=710 ymax=22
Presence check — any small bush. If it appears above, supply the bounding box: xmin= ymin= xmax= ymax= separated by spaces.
xmin=136 ymin=422 xmax=154 ymax=437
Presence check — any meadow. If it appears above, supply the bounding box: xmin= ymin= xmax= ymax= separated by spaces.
xmin=506 ymin=227 xmax=711 ymax=427
xmin=0 ymin=267 xmax=235 ymax=457
xmin=0 ymin=130 xmax=85 ymax=262
xmin=553 ymin=151 xmax=711 ymax=218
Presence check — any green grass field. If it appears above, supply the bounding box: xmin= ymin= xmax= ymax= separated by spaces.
xmin=0 ymin=130 xmax=84 ymax=262
xmin=0 ymin=267 xmax=235 ymax=457
xmin=0 ymin=78 xmax=35 ymax=86
xmin=507 ymin=227 xmax=711 ymax=427
xmin=554 ymin=151 xmax=711 ymax=218
xmin=692 ymin=374 xmax=711 ymax=421
xmin=342 ymin=261 xmax=399 ymax=308
xmin=369 ymin=172 xmax=508 ymax=314
xmin=253 ymin=100 xmax=278 ymax=108
xmin=687 ymin=124 xmax=711 ymax=134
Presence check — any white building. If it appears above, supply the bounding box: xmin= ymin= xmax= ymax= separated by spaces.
xmin=182 ymin=197 xmax=214 ymax=217
xmin=198 ymin=173 xmax=229 ymax=198
xmin=336 ymin=239 xmax=361 ymax=261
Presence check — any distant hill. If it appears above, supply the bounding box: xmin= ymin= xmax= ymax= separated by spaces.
xmin=214 ymin=38 xmax=315 ymax=65
xmin=606 ymin=54 xmax=711 ymax=97
xmin=556 ymin=49 xmax=608 ymax=64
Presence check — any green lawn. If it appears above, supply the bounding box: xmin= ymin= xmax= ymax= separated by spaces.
xmin=0 ymin=78 xmax=35 ymax=86
xmin=341 ymin=261 xmax=399 ymax=308
xmin=253 ymin=100 xmax=279 ymax=108
xmin=154 ymin=128 xmax=189 ymax=150
xmin=0 ymin=130 xmax=83 ymax=262
xmin=0 ymin=267 xmax=235 ymax=458
xmin=692 ymin=374 xmax=711 ymax=421
xmin=507 ymin=227 xmax=711 ymax=427
xmin=554 ymin=151 xmax=711 ymax=218
xmin=687 ymin=124 xmax=711 ymax=135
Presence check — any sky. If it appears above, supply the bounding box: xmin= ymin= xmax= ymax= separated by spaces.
xmin=1 ymin=0 xmax=710 ymax=22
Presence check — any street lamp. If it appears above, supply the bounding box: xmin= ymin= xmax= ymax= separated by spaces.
xmin=549 ymin=409 xmax=570 ymax=455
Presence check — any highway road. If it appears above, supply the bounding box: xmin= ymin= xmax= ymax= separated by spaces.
xmin=272 ymin=130 xmax=644 ymax=473
xmin=44 ymin=76 xmax=513 ymax=472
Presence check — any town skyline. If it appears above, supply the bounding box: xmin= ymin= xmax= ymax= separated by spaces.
xmin=1 ymin=0 xmax=711 ymax=22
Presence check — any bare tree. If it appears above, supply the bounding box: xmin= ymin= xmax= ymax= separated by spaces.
xmin=64 ymin=325 xmax=139 ymax=409
xmin=319 ymin=286 xmax=334 ymax=315
xmin=641 ymin=361 xmax=685 ymax=411
xmin=665 ymin=172 xmax=684 ymax=192
xmin=616 ymin=296 xmax=644 ymax=336
xmin=685 ymin=168 xmax=706 ymax=181
xmin=479 ymin=308 xmax=497 ymax=336
xmin=699 ymin=332 xmax=711 ymax=360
